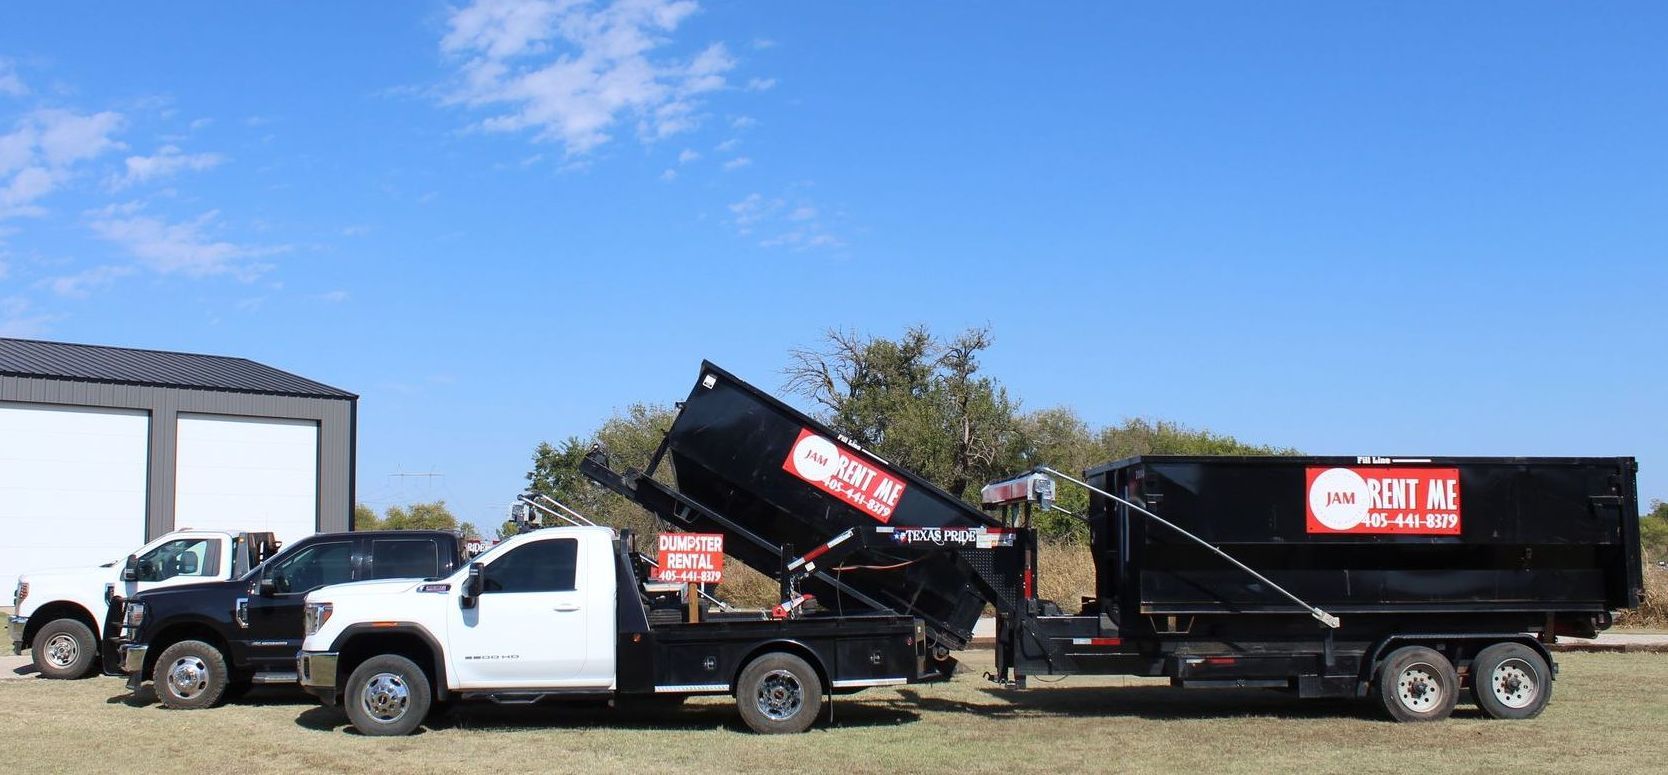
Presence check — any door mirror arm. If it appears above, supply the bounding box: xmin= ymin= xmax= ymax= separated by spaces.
xmin=120 ymin=555 xmax=139 ymax=582
xmin=460 ymin=562 xmax=483 ymax=609
xmin=258 ymin=578 xmax=278 ymax=597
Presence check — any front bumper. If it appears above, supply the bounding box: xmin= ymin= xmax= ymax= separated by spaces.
xmin=297 ymin=651 xmax=339 ymax=702
xmin=118 ymin=643 xmax=147 ymax=674
xmin=7 ymin=615 xmax=25 ymax=654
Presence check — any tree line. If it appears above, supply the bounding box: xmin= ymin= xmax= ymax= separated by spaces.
xmin=523 ymin=325 xmax=1295 ymax=540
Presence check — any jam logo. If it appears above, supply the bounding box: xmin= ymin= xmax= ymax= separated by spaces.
xmin=782 ymin=428 xmax=907 ymax=523
xmin=1305 ymin=466 xmax=1461 ymax=535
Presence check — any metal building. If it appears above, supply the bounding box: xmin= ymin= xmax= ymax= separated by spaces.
xmin=0 ymin=338 xmax=355 ymax=592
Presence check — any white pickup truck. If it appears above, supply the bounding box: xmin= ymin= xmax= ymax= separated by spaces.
xmin=298 ymin=525 xmax=934 ymax=735
xmin=9 ymin=529 xmax=275 ymax=678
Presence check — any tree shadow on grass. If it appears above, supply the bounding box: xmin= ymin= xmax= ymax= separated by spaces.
xmin=295 ymin=698 xmax=920 ymax=735
xmin=892 ymin=685 xmax=1389 ymax=722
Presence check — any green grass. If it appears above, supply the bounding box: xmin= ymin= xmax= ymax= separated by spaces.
xmin=3 ymin=651 xmax=1666 ymax=774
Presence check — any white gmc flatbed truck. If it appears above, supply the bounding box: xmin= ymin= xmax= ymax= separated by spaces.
xmin=10 ymin=529 xmax=272 ymax=679
xmin=297 ymin=525 xmax=937 ymax=735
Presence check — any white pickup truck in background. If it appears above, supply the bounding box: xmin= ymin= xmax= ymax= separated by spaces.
xmin=9 ymin=529 xmax=276 ymax=678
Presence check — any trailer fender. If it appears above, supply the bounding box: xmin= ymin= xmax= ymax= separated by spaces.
xmin=1358 ymin=634 xmax=1553 ymax=697
xmin=732 ymin=640 xmax=831 ymax=697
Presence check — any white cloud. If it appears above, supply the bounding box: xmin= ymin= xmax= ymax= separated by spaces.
xmin=86 ymin=204 xmax=286 ymax=279
xmin=0 ymin=296 xmax=56 ymax=336
xmin=751 ymin=38 xmax=776 ymax=50
xmin=677 ymin=147 xmax=699 ymax=163
xmin=731 ymin=115 xmax=756 ymax=129
xmin=46 ymin=264 xmax=135 ymax=298
xmin=660 ymin=168 xmax=676 ymax=181
xmin=727 ymin=190 xmax=842 ymax=249
xmin=721 ymin=156 xmax=750 ymax=171
xmin=714 ymin=137 xmax=738 ymax=152
xmin=0 ymin=108 xmax=127 ymax=218
xmin=0 ymin=60 xmax=26 ymax=97
xmin=745 ymin=77 xmax=775 ymax=91
xmin=107 ymin=145 xmax=224 ymax=190
xmin=313 ymin=289 xmax=350 ymax=303
xmin=441 ymin=0 xmax=738 ymax=155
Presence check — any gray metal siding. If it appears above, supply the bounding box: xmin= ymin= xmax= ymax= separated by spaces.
xmin=0 ymin=375 xmax=353 ymax=538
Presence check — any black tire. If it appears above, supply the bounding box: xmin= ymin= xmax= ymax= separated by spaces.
xmin=30 ymin=619 xmax=97 ymax=680
xmin=735 ymin=652 xmax=824 ymax=734
xmin=1376 ymin=645 xmax=1459 ymax=722
xmin=343 ymin=655 xmax=432 ymax=736
xmin=152 ymin=640 xmax=231 ymax=709
xmin=1470 ymin=643 xmax=1552 ymax=720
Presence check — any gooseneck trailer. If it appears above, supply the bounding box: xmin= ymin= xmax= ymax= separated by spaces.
xmin=585 ymin=362 xmax=1640 ymax=723
xmin=301 ymin=361 xmax=1640 ymax=733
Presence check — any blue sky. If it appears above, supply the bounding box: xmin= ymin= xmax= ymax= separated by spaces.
xmin=2 ymin=2 xmax=1664 ymax=527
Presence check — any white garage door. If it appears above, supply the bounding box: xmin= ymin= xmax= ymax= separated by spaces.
xmin=175 ymin=414 xmax=318 ymax=548
xmin=0 ymin=403 xmax=150 ymax=595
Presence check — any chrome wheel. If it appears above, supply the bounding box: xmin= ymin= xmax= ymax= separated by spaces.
xmin=166 ymin=656 xmax=210 ymax=700
xmin=43 ymin=633 xmax=79 ymax=669
xmin=1490 ymin=658 xmax=1540 ymax=710
xmin=1396 ymin=662 xmax=1444 ymax=713
xmin=360 ymin=672 xmax=411 ymax=723
xmin=755 ymin=669 xmax=804 ymax=721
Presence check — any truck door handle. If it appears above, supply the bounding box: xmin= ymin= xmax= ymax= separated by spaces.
xmin=553 ymin=604 xmax=581 ymax=612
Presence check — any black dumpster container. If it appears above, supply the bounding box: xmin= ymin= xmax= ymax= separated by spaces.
xmin=1085 ymin=456 xmax=1642 ymax=634
xmin=652 ymin=362 xmax=1005 ymax=647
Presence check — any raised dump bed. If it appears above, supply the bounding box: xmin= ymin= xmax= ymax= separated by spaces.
xmin=583 ymin=361 xmax=1013 ymax=649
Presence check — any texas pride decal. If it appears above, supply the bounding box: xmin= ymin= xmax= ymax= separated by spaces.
xmin=782 ymin=428 xmax=907 ymax=523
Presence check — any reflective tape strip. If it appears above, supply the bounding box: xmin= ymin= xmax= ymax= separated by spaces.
xmin=654 ymin=684 xmax=728 ymax=693
xmin=1069 ymin=638 xmax=1123 ymax=646
xmin=830 ymin=677 xmax=909 ymax=688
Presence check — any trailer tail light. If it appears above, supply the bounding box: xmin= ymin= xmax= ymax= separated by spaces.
xmin=1023 ymin=568 xmax=1034 ymax=599
xmin=1069 ymin=638 xmax=1123 ymax=647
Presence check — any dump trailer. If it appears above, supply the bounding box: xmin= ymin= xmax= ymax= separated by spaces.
xmin=583 ymin=362 xmax=1641 ymax=722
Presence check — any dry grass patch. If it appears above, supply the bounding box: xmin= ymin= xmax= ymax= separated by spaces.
xmin=1 ymin=651 xmax=1663 ymax=774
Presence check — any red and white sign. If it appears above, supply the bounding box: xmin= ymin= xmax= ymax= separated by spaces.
xmin=781 ymin=428 xmax=908 ymax=523
xmin=651 ymin=532 xmax=725 ymax=584
xmin=1305 ymin=467 xmax=1462 ymax=535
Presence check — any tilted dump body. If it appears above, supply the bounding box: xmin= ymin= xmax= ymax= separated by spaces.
xmin=1084 ymin=455 xmax=1642 ymax=634
xmin=586 ymin=361 xmax=1013 ymax=649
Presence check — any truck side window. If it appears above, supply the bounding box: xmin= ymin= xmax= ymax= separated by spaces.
xmin=136 ymin=538 xmax=220 ymax=582
xmin=483 ymin=539 xmax=577 ymax=594
xmin=370 ymin=539 xmax=440 ymax=580
xmin=264 ymin=541 xmax=354 ymax=594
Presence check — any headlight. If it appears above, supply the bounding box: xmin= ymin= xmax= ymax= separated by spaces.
xmin=304 ymin=602 xmax=333 ymax=636
xmin=122 ymin=601 xmax=145 ymax=630
xmin=12 ymin=581 xmax=24 ymax=608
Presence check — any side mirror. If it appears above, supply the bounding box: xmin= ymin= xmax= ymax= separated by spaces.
xmin=460 ymin=563 xmax=483 ymax=609
xmin=121 ymin=555 xmax=139 ymax=582
xmin=258 ymin=578 xmax=278 ymax=597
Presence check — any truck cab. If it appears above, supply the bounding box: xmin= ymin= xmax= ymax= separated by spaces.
xmin=111 ymin=529 xmax=464 ymax=708
xmin=298 ymin=525 xmax=929 ymax=735
xmin=9 ymin=529 xmax=271 ymax=679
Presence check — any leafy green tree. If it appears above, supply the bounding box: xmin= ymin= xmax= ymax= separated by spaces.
xmin=1643 ymin=500 xmax=1668 ymax=562
xmin=458 ymin=522 xmax=481 ymax=541
xmin=524 ymin=404 xmax=679 ymax=540
xmin=785 ymin=325 xmax=1022 ymax=500
xmin=352 ymin=503 xmax=380 ymax=531
xmin=378 ymin=501 xmax=459 ymax=531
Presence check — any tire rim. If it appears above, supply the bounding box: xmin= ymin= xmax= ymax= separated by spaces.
xmin=1490 ymin=658 xmax=1540 ymax=710
xmin=166 ymin=656 xmax=210 ymax=700
xmin=1396 ymin=662 xmax=1443 ymax=713
xmin=360 ymin=672 xmax=410 ymax=723
xmin=755 ymin=669 xmax=804 ymax=721
xmin=43 ymin=633 xmax=79 ymax=669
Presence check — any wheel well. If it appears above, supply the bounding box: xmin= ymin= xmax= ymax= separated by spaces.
xmin=732 ymin=641 xmax=831 ymax=697
xmin=337 ymin=631 xmax=445 ymax=700
xmin=1360 ymin=635 xmax=1553 ymax=694
xmin=145 ymin=624 xmax=232 ymax=677
xmin=20 ymin=602 xmax=99 ymax=646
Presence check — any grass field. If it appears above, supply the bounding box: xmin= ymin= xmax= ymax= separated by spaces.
xmin=2 ymin=651 xmax=1664 ymax=774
